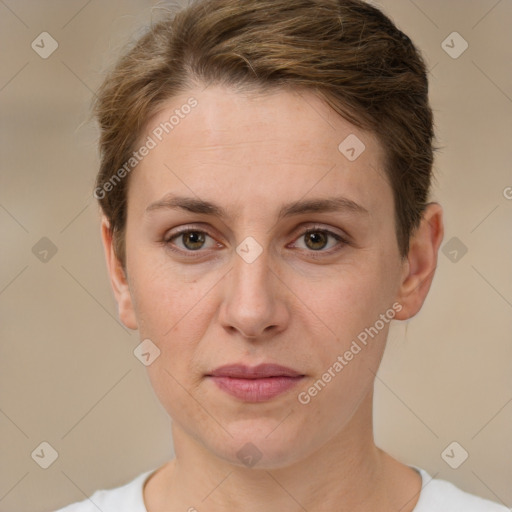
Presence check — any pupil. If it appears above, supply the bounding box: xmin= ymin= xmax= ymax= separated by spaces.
xmin=306 ymin=232 xmax=326 ymax=250
xmin=184 ymin=232 xmax=204 ymax=250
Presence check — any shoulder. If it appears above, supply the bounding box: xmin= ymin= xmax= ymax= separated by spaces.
xmin=53 ymin=468 xmax=156 ymax=512
xmin=413 ymin=466 xmax=510 ymax=512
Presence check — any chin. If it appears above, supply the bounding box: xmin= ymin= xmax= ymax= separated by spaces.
xmin=210 ymin=421 xmax=310 ymax=470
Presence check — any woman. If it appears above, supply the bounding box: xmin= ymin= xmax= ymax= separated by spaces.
xmin=55 ymin=0 xmax=508 ymax=510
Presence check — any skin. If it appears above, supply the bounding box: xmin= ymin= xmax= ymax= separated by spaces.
xmin=101 ymin=84 xmax=444 ymax=511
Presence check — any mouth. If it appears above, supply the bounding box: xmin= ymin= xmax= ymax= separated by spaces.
xmin=206 ymin=363 xmax=305 ymax=402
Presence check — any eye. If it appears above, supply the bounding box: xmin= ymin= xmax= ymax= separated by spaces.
xmin=165 ymin=229 xmax=219 ymax=252
xmin=291 ymin=227 xmax=347 ymax=254
xmin=163 ymin=225 xmax=348 ymax=259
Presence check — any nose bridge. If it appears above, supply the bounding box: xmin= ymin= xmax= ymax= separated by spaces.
xmin=231 ymin=237 xmax=273 ymax=309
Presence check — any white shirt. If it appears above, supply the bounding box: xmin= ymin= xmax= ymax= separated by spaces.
xmin=54 ymin=465 xmax=509 ymax=511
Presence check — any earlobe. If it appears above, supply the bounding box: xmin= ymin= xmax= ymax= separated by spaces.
xmin=394 ymin=202 xmax=444 ymax=321
xmin=100 ymin=216 xmax=138 ymax=330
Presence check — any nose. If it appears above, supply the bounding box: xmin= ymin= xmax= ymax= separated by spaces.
xmin=218 ymin=243 xmax=290 ymax=340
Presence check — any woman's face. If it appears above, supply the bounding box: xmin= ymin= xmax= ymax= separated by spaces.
xmin=105 ymin=85 xmax=415 ymax=468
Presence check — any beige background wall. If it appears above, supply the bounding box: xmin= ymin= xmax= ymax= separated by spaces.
xmin=1 ymin=1 xmax=511 ymax=511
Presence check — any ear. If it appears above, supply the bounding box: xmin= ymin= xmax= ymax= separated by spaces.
xmin=100 ymin=216 xmax=138 ymax=330
xmin=394 ymin=202 xmax=444 ymax=320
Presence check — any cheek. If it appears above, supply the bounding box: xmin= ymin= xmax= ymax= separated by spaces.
xmin=127 ymin=259 xmax=216 ymax=401
xmin=295 ymin=278 xmax=391 ymax=437
xmin=146 ymin=361 xmax=217 ymax=442
xmin=300 ymin=256 xmax=397 ymax=394
xmin=136 ymin=270 xmax=214 ymax=425
xmin=314 ymin=263 xmax=391 ymax=340
xmin=128 ymin=252 xmax=212 ymax=336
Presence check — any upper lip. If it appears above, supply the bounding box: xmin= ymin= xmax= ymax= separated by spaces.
xmin=208 ymin=363 xmax=304 ymax=379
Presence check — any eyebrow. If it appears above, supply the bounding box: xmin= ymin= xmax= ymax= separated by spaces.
xmin=145 ymin=194 xmax=369 ymax=220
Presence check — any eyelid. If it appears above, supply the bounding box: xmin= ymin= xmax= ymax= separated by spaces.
xmin=291 ymin=223 xmax=349 ymax=242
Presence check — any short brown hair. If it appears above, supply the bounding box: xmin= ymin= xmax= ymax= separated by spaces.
xmin=94 ymin=0 xmax=438 ymax=269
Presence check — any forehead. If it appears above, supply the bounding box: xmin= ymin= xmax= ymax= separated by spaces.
xmin=143 ymin=85 xmax=380 ymax=159
xmin=128 ymin=84 xmax=391 ymax=220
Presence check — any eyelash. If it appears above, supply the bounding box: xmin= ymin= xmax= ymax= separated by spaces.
xmin=163 ymin=225 xmax=349 ymax=259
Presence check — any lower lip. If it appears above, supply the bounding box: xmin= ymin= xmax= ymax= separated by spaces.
xmin=208 ymin=376 xmax=304 ymax=402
